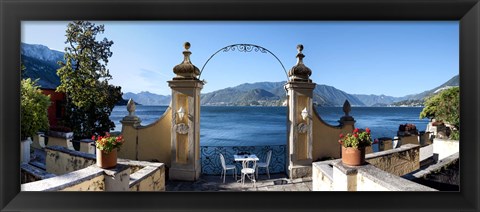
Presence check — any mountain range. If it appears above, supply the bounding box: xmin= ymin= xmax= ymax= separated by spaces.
xmin=21 ymin=42 xmax=459 ymax=107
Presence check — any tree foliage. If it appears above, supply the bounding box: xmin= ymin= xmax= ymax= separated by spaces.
xmin=420 ymin=87 xmax=460 ymax=129
xmin=57 ymin=21 xmax=122 ymax=139
xmin=21 ymin=78 xmax=51 ymax=140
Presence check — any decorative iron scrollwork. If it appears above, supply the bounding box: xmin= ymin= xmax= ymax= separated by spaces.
xmin=200 ymin=145 xmax=286 ymax=175
xmin=221 ymin=44 xmax=268 ymax=54
xmin=199 ymin=44 xmax=288 ymax=80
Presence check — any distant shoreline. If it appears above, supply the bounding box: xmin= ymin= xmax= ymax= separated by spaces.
xmin=114 ymin=104 xmax=424 ymax=108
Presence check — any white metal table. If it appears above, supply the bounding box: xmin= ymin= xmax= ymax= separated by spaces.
xmin=233 ymin=154 xmax=259 ymax=162
xmin=233 ymin=154 xmax=259 ymax=185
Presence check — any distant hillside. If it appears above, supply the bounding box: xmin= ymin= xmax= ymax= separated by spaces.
xmin=123 ymin=92 xmax=171 ymax=106
xmin=200 ymin=82 xmax=366 ymax=107
xmin=21 ymin=42 xmax=64 ymax=63
xmin=21 ymin=42 xmax=131 ymax=105
xmin=352 ymin=94 xmax=404 ymax=107
xmin=21 ymin=55 xmax=62 ymax=89
xmin=402 ymin=75 xmax=459 ymax=101
xmin=313 ymin=85 xmax=365 ymax=106
xmin=21 ymin=42 xmax=459 ymax=107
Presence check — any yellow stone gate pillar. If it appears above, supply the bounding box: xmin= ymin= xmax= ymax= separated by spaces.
xmin=168 ymin=42 xmax=204 ymax=181
xmin=286 ymin=44 xmax=316 ymax=179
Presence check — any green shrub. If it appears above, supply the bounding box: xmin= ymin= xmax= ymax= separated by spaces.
xmin=21 ymin=78 xmax=50 ymax=140
xmin=420 ymin=87 xmax=460 ymax=140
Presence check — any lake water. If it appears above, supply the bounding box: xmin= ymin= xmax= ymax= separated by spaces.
xmin=110 ymin=106 xmax=429 ymax=146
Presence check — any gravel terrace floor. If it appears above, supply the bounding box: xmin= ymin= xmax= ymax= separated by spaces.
xmin=166 ymin=174 xmax=312 ymax=191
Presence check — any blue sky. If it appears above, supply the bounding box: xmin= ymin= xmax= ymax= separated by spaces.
xmin=22 ymin=21 xmax=459 ymax=97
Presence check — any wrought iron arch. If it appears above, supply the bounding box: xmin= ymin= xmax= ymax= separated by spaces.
xmin=199 ymin=44 xmax=289 ymax=80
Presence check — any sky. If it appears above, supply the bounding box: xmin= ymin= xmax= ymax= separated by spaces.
xmin=21 ymin=21 xmax=459 ymax=97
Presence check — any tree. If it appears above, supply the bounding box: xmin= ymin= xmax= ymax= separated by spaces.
xmin=57 ymin=21 xmax=122 ymax=139
xmin=21 ymin=78 xmax=50 ymax=140
xmin=420 ymin=87 xmax=460 ymax=139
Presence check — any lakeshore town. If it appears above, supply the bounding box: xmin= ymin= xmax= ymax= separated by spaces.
xmin=20 ymin=21 xmax=459 ymax=192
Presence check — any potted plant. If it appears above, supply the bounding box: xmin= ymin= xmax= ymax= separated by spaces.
xmin=92 ymin=132 xmax=124 ymax=168
xmin=398 ymin=123 xmax=418 ymax=136
xmin=338 ymin=128 xmax=375 ymax=166
xmin=20 ymin=78 xmax=50 ymax=163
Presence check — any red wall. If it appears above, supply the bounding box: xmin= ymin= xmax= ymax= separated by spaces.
xmin=41 ymin=89 xmax=66 ymax=127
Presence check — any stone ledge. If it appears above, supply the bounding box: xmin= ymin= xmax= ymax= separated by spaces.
xmin=357 ymin=164 xmax=437 ymax=191
xmin=46 ymin=145 xmax=95 ymax=160
xmin=102 ymin=164 xmax=130 ymax=177
xmin=21 ymin=163 xmax=56 ymax=180
xmin=118 ymin=158 xmax=163 ymax=168
xmin=412 ymin=152 xmax=459 ymax=179
xmin=129 ymin=165 xmax=163 ymax=187
xmin=21 ymin=165 xmax=104 ymax=191
xmin=366 ymin=143 xmax=419 ymax=160
xmin=312 ymin=161 xmax=334 ymax=182
xmin=332 ymin=160 xmax=358 ymax=175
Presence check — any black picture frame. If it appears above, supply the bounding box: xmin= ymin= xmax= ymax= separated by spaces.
xmin=1 ymin=0 xmax=478 ymax=211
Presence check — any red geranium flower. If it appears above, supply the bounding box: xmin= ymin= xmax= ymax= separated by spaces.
xmin=366 ymin=128 xmax=371 ymax=134
xmin=339 ymin=133 xmax=344 ymax=138
xmin=353 ymin=128 xmax=359 ymax=133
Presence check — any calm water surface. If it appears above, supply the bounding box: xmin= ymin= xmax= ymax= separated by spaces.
xmin=110 ymin=106 xmax=429 ymax=146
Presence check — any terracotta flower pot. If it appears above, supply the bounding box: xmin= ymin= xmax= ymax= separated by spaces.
xmin=341 ymin=146 xmax=366 ymax=166
xmin=96 ymin=148 xmax=117 ymax=169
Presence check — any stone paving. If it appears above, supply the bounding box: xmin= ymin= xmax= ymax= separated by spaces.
xmin=166 ymin=173 xmax=312 ymax=191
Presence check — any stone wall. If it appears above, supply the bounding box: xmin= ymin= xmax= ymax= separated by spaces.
xmin=432 ymin=138 xmax=459 ymax=161
xmin=312 ymin=162 xmax=333 ymax=191
xmin=23 ymin=148 xmax=166 ymax=191
xmin=311 ymin=108 xmax=354 ymax=160
xmin=408 ymin=152 xmax=459 ymax=191
xmin=45 ymin=146 xmax=96 ymax=175
xmin=356 ymin=163 xmax=435 ymax=191
xmin=129 ymin=165 xmax=165 ymax=191
xmin=31 ymin=132 xmax=45 ymax=149
xmin=312 ymin=144 xmax=433 ymax=191
xmin=118 ymin=159 xmax=166 ymax=191
xmin=366 ymin=144 xmax=420 ymax=176
xmin=20 ymin=163 xmax=56 ymax=184
xmin=22 ymin=165 xmax=105 ymax=191
xmin=119 ymin=107 xmax=172 ymax=166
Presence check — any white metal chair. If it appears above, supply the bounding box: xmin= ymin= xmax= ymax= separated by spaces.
xmin=241 ymin=158 xmax=257 ymax=187
xmin=219 ymin=153 xmax=236 ymax=183
xmin=256 ymin=150 xmax=272 ymax=179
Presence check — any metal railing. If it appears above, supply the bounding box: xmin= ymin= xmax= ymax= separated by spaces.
xmin=200 ymin=145 xmax=286 ymax=175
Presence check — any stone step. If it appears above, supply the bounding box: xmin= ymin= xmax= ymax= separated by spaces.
xmin=29 ymin=160 xmax=46 ymax=170
xmin=21 ymin=163 xmax=56 ymax=181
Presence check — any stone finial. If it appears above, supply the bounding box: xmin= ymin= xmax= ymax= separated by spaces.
xmin=122 ymin=98 xmax=141 ymax=125
xmin=288 ymin=44 xmax=312 ymax=82
xmin=173 ymin=41 xmax=200 ymax=80
xmin=297 ymin=44 xmax=304 ymax=53
xmin=296 ymin=44 xmax=305 ymax=64
xmin=339 ymin=100 xmax=355 ymax=124
xmin=343 ymin=100 xmax=351 ymax=116
xmin=127 ymin=98 xmax=136 ymax=116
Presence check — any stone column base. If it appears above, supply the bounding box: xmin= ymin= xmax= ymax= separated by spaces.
xmin=288 ymin=165 xmax=312 ymax=179
xmin=169 ymin=167 xmax=200 ymax=181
